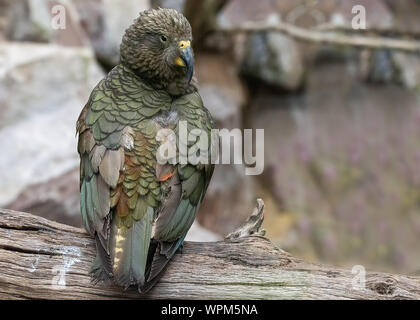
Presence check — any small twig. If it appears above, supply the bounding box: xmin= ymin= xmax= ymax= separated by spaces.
xmin=225 ymin=198 xmax=266 ymax=240
xmin=219 ymin=21 xmax=420 ymax=53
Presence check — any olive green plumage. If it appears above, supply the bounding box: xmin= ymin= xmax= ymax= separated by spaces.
xmin=76 ymin=8 xmax=215 ymax=293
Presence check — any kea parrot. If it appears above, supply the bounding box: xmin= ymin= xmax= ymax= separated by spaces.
xmin=76 ymin=8 xmax=215 ymax=293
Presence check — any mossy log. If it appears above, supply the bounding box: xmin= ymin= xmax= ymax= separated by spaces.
xmin=0 ymin=200 xmax=419 ymax=299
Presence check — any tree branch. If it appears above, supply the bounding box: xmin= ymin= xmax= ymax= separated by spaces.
xmin=219 ymin=21 xmax=420 ymax=53
xmin=0 ymin=201 xmax=419 ymax=299
xmin=314 ymin=23 xmax=420 ymax=39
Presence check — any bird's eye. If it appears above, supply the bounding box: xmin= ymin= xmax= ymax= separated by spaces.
xmin=160 ymin=35 xmax=168 ymax=42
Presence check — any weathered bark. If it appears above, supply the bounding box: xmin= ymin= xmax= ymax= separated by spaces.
xmin=0 ymin=200 xmax=419 ymax=300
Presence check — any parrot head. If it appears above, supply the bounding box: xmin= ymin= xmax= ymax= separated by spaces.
xmin=120 ymin=8 xmax=194 ymax=87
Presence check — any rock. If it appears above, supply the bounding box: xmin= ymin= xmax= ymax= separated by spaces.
xmin=0 ymin=0 xmax=90 ymax=47
xmin=0 ymin=1 xmax=11 ymax=40
xmin=384 ymin=0 xmax=420 ymax=90
xmin=392 ymin=52 xmax=420 ymax=90
xmin=71 ymin=0 xmax=150 ymax=67
xmin=3 ymin=0 xmax=52 ymax=43
xmin=6 ymin=169 xmax=82 ymax=227
xmin=0 ymin=42 xmax=104 ymax=207
xmin=364 ymin=49 xmax=395 ymax=83
xmin=359 ymin=49 xmax=420 ymax=89
xmin=241 ymin=32 xmax=304 ymax=90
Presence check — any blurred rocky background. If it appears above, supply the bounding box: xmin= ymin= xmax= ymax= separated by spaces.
xmin=1 ymin=0 xmax=420 ymax=275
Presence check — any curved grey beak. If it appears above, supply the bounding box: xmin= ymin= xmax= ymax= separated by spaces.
xmin=180 ymin=46 xmax=194 ymax=84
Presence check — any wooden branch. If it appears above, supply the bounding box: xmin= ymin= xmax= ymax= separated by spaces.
xmin=314 ymin=23 xmax=420 ymax=39
xmin=1 ymin=201 xmax=420 ymax=300
xmin=219 ymin=21 xmax=420 ymax=53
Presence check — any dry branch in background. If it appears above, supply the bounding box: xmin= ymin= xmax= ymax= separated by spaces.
xmin=220 ymin=21 xmax=420 ymax=53
xmin=0 ymin=200 xmax=420 ymax=300
xmin=314 ymin=23 xmax=420 ymax=39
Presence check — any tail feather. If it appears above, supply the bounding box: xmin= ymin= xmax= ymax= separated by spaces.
xmin=90 ymin=255 xmax=113 ymax=285
xmin=90 ymin=234 xmax=113 ymax=284
xmin=110 ymin=208 xmax=154 ymax=289
xmin=139 ymin=200 xmax=200 ymax=293
xmin=96 ymin=234 xmax=113 ymax=274
xmin=139 ymin=236 xmax=185 ymax=293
